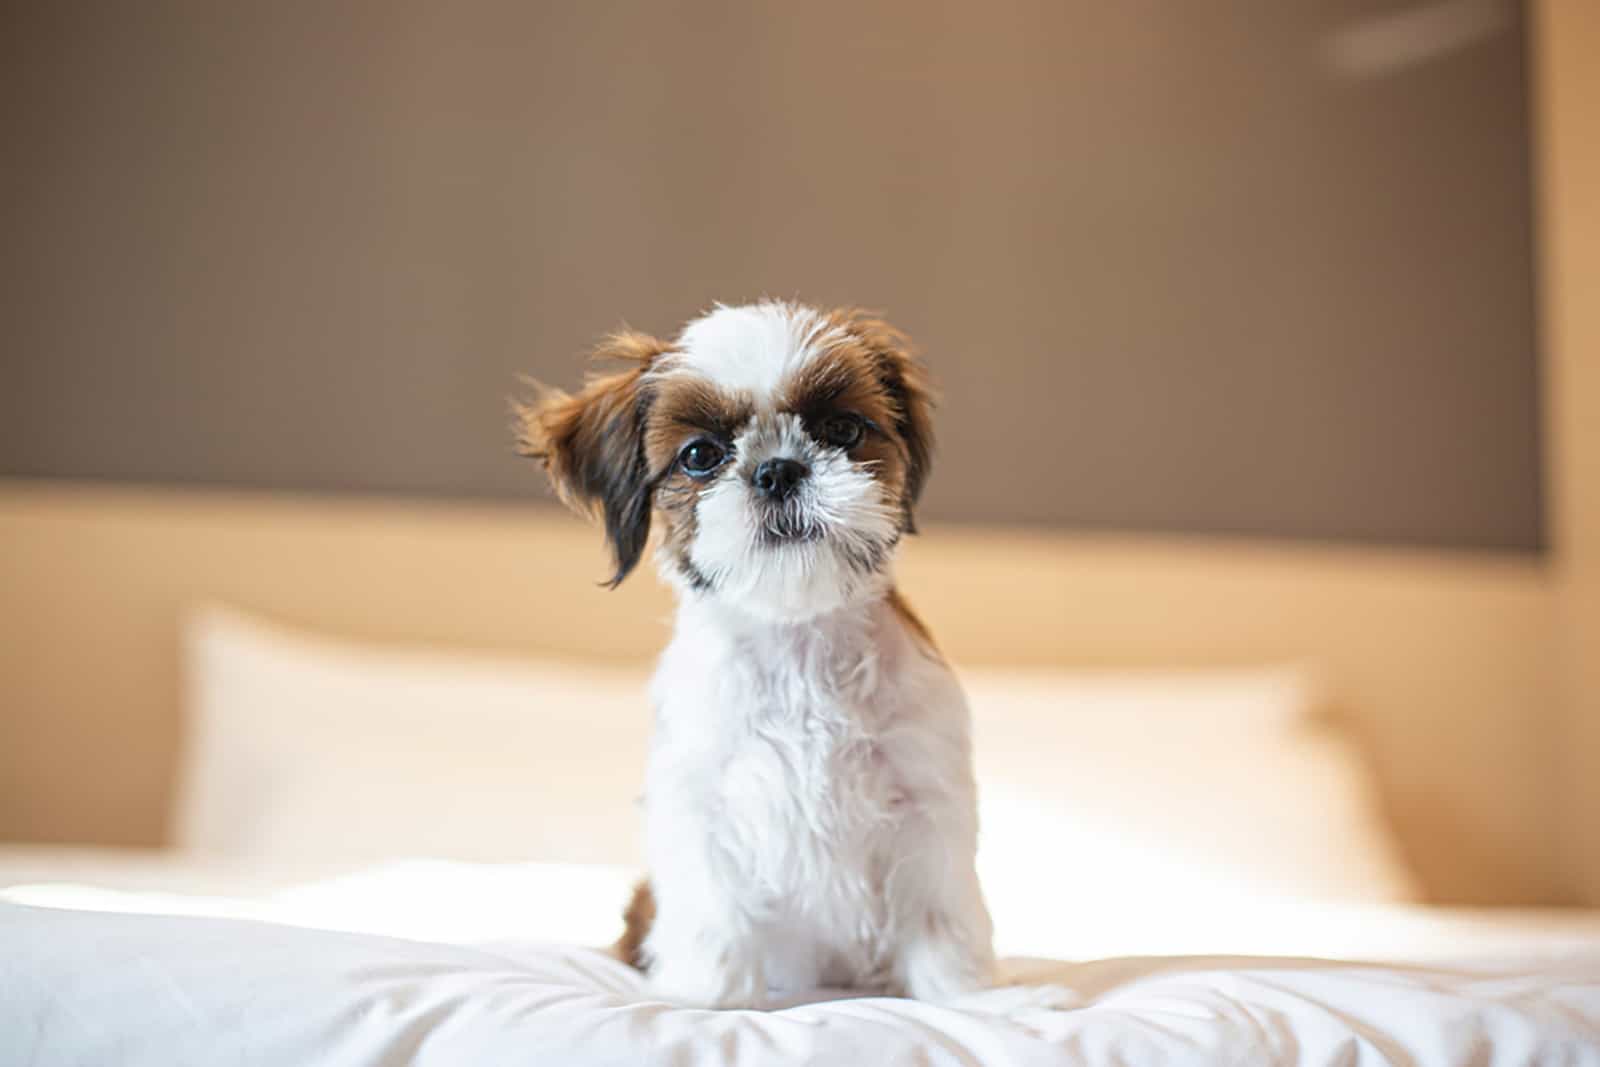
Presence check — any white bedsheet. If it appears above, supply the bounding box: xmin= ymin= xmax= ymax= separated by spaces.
xmin=4 ymin=902 xmax=1599 ymax=1067
xmin=4 ymin=848 xmax=1600 ymax=1065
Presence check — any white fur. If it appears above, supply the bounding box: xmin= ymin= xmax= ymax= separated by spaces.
xmin=658 ymin=301 xmax=845 ymax=400
xmin=642 ymin=591 xmax=996 ymax=1008
xmin=632 ymin=302 xmax=996 ymax=1008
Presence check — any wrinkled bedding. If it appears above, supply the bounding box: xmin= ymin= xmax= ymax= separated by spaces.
xmin=4 ymin=850 xmax=1600 ymax=1065
xmin=5 ymin=901 xmax=1600 ymax=1066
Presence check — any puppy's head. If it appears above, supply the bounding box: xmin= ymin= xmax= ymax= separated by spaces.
xmin=518 ymin=302 xmax=934 ymax=620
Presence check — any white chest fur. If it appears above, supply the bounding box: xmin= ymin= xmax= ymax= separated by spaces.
xmin=640 ymin=591 xmax=994 ymax=1006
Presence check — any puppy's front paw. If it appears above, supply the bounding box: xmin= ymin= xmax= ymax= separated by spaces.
xmin=896 ymin=928 xmax=994 ymax=1003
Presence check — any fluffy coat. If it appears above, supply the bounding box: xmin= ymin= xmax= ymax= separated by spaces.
xmin=519 ymin=301 xmax=995 ymax=1008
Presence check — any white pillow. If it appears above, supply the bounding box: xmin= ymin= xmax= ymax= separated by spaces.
xmin=177 ymin=606 xmax=1418 ymax=913
xmin=178 ymin=606 xmax=651 ymax=866
xmin=963 ymin=670 xmax=1420 ymax=960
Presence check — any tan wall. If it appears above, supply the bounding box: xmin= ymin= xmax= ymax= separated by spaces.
xmin=0 ymin=480 xmax=1564 ymax=905
xmin=1534 ymin=0 xmax=1600 ymax=903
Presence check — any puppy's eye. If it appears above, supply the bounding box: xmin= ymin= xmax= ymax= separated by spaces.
xmin=820 ymin=413 xmax=864 ymax=450
xmin=678 ymin=439 xmax=726 ymax=476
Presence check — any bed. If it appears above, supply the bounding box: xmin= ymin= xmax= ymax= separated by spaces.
xmin=4 ymin=606 xmax=1599 ymax=1064
xmin=5 ymin=848 xmax=1600 ymax=1066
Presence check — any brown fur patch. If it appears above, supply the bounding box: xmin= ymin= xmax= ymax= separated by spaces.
xmin=641 ymin=378 xmax=758 ymax=590
xmin=515 ymin=330 xmax=672 ymax=585
xmin=798 ymin=310 xmax=937 ymax=526
xmin=888 ymin=587 xmax=942 ymax=661
xmin=643 ymin=379 xmax=755 ymax=472
xmin=514 ymin=329 xmax=671 ymax=471
xmin=780 ymin=347 xmax=909 ymax=506
xmin=613 ymin=878 xmax=656 ymax=970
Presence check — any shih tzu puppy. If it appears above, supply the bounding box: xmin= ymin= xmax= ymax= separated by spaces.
xmin=518 ymin=301 xmax=994 ymax=1009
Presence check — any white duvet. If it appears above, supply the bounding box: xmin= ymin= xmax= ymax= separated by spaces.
xmin=5 ymin=901 xmax=1600 ymax=1067
xmin=4 ymin=852 xmax=1600 ymax=1066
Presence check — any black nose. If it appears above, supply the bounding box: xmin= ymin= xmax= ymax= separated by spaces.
xmin=753 ymin=458 xmax=809 ymax=501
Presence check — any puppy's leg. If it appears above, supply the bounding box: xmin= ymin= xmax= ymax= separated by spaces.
xmin=644 ymin=910 xmax=764 ymax=1008
xmin=640 ymin=848 xmax=767 ymax=1009
xmin=891 ymin=856 xmax=996 ymax=1002
xmin=889 ymin=850 xmax=1078 ymax=1015
xmin=885 ymin=801 xmax=996 ymax=1001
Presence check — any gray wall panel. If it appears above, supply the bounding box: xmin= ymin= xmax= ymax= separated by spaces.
xmin=1 ymin=1 xmax=1542 ymax=550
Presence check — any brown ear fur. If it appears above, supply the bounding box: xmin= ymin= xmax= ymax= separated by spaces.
xmin=516 ymin=330 xmax=669 ymax=586
xmin=831 ymin=310 xmax=936 ymax=530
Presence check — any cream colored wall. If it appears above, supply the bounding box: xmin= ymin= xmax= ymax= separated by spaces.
xmin=0 ymin=481 xmax=1563 ymax=905
xmin=1534 ymin=0 xmax=1600 ymax=905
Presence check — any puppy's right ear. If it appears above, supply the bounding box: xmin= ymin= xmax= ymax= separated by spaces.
xmin=516 ymin=330 xmax=669 ymax=587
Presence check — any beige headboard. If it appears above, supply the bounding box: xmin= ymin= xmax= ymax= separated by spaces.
xmin=0 ymin=479 xmax=1564 ymax=906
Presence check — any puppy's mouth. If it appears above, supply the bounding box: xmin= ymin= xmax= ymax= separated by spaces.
xmin=757 ymin=508 xmax=824 ymax=547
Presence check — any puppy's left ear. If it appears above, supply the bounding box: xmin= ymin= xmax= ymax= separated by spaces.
xmin=838 ymin=312 xmax=936 ymax=531
xmin=516 ymin=330 xmax=668 ymax=586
